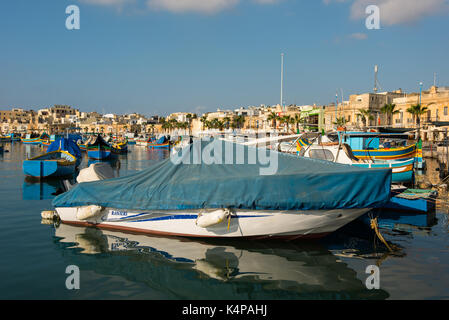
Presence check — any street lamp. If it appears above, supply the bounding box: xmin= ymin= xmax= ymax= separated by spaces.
xmin=419 ymin=82 xmax=423 ymax=105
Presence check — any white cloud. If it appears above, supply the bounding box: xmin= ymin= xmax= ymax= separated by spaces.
xmin=325 ymin=0 xmax=449 ymax=25
xmin=351 ymin=0 xmax=449 ymax=25
xmin=146 ymin=0 xmax=240 ymax=14
xmin=252 ymin=0 xmax=281 ymax=4
xmin=79 ymin=0 xmax=135 ymax=6
xmin=349 ymin=32 xmax=367 ymax=40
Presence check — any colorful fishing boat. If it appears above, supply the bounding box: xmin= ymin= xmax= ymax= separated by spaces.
xmin=148 ymin=136 xmax=170 ymax=149
xmin=87 ymin=135 xmax=114 ymax=160
xmin=0 ymin=135 xmax=11 ymax=142
xmin=10 ymin=133 xmax=22 ymax=142
xmin=111 ymin=141 xmax=128 ymax=154
xmin=22 ymin=133 xmax=47 ymax=144
xmin=23 ymin=150 xmax=77 ymax=178
xmin=51 ymin=139 xmax=392 ymax=239
xmin=136 ymin=135 xmax=155 ymax=146
xmin=46 ymin=138 xmax=83 ymax=167
xmin=336 ymin=131 xmax=419 ymax=159
xmin=301 ymin=142 xmax=415 ymax=184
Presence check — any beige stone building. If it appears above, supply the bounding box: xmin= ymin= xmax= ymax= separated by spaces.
xmin=391 ymin=86 xmax=449 ymax=141
xmin=324 ymin=90 xmax=405 ymax=130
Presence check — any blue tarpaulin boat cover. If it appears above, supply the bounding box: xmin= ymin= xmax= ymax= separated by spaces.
xmin=47 ymin=138 xmax=82 ymax=160
xmin=53 ymin=139 xmax=392 ymax=211
xmin=68 ymin=134 xmax=82 ymax=143
xmin=156 ymin=136 xmax=167 ymax=144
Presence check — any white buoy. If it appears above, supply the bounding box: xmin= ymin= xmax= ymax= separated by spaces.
xmin=41 ymin=210 xmax=56 ymax=220
xmin=196 ymin=209 xmax=230 ymax=228
xmin=76 ymin=205 xmax=103 ymax=220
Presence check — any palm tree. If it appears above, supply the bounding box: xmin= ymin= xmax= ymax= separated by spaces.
xmin=294 ymin=114 xmax=302 ymax=133
xmin=357 ymin=109 xmax=374 ymax=128
xmin=232 ymin=115 xmax=245 ymax=130
xmin=280 ymin=115 xmax=293 ymax=132
xmin=267 ymin=112 xmax=279 ymax=130
xmin=380 ymin=103 xmax=399 ymax=126
xmin=407 ymin=103 xmax=428 ymax=138
xmin=223 ymin=117 xmax=231 ymax=130
xmin=200 ymin=116 xmax=208 ymax=131
xmin=333 ymin=117 xmax=347 ymax=127
xmin=186 ymin=114 xmax=192 ymax=134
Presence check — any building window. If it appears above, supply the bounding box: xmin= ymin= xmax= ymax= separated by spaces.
xmin=445 ymin=106 xmax=448 ymax=116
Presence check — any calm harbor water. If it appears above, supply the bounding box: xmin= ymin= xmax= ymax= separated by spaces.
xmin=0 ymin=142 xmax=448 ymax=299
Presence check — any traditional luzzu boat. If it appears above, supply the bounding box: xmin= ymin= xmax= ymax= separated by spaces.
xmin=136 ymin=135 xmax=155 ymax=146
xmin=336 ymin=131 xmax=424 ymax=168
xmin=22 ymin=132 xmax=50 ymax=145
xmin=148 ymin=136 xmax=170 ymax=149
xmin=51 ymin=139 xmax=392 ymax=239
xmin=10 ymin=133 xmax=22 ymax=142
xmin=23 ymin=138 xmax=81 ymax=179
xmin=300 ymin=140 xmax=415 ymax=184
xmin=111 ymin=141 xmax=128 ymax=154
xmin=0 ymin=135 xmax=11 ymax=142
xmin=87 ymin=135 xmax=115 ymax=160
xmin=46 ymin=138 xmax=83 ymax=167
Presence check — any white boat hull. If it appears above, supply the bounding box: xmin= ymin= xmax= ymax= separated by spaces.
xmin=55 ymin=207 xmax=370 ymax=240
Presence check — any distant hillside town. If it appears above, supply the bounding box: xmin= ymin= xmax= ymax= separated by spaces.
xmin=1 ymin=85 xmax=449 ymax=141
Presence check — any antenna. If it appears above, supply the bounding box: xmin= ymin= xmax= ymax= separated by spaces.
xmin=434 ymin=72 xmax=437 ymax=87
xmin=374 ymin=65 xmax=378 ymax=93
xmin=373 ymin=65 xmax=382 ymax=93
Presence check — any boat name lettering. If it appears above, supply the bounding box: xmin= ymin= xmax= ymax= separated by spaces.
xmin=111 ymin=210 xmax=128 ymax=216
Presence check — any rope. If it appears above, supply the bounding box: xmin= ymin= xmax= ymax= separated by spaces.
xmin=370 ymin=217 xmax=394 ymax=252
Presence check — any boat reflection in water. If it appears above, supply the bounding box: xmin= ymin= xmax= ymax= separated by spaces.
xmin=22 ymin=177 xmax=67 ymax=200
xmin=51 ymin=223 xmax=389 ymax=299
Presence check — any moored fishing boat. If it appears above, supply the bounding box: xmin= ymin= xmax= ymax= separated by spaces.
xmin=136 ymin=135 xmax=155 ymax=146
xmin=10 ymin=133 xmax=22 ymax=141
xmin=51 ymin=139 xmax=392 ymax=239
xmin=300 ymin=141 xmax=415 ymax=184
xmin=335 ymin=131 xmax=424 ymax=168
xmin=46 ymin=138 xmax=83 ymax=167
xmin=23 ymin=150 xmax=77 ymax=179
xmin=87 ymin=135 xmax=114 ymax=160
xmin=111 ymin=141 xmax=128 ymax=154
xmin=22 ymin=133 xmax=49 ymax=144
xmin=148 ymin=136 xmax=170 ymax=149
xmin=0 ymin=135 xmax=11 ymax=142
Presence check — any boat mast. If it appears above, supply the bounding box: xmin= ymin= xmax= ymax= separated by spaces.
xmin=280 ymin=53 xmax=284 ymax=112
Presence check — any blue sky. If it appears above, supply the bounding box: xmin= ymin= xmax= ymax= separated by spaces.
xmin=0 ymin=0 xmax=448 ymax=116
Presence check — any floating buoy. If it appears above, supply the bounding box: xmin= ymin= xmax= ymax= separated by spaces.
xmin=41 ymin=218 xmax=54 ymax=225
xmin=41 ymin=210 xmax=56 ymax=220
xmin=76 ymin=205 xmax=103 ymax=220
xmin=196 ymin=209 xmax=231 ymax=228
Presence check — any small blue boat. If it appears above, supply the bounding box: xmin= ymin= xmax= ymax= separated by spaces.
xmin=383 ymin=188 xmax=437 ymax=213
xmin=87 ymin=135 xmax=114 ymax=160
xmin=23 ymin=150 xmax=77 ymax=178
xmin=46 ymin=138 xmax=83 ymax=167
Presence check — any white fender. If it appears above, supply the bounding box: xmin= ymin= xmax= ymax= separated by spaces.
xmin=41 ymin=210 xmax=56 ymax=219
xmin=76 ymin=205 xmax=103 ymax=220
xmin=196 ymin=209 xmax=230 ymax=228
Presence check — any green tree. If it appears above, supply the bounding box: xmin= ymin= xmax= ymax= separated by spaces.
xmin=333 ymin=117 xmax=347 ymax=127
xmin=267 ymin=112 xmax=279 ymax=130
xmin=380 ymin=103 xmax=399 ymax=126
xmin=357 ymin=109 xmax=374 ymax=127
xmin=406 ymin=103 xmax=428 ymax=138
